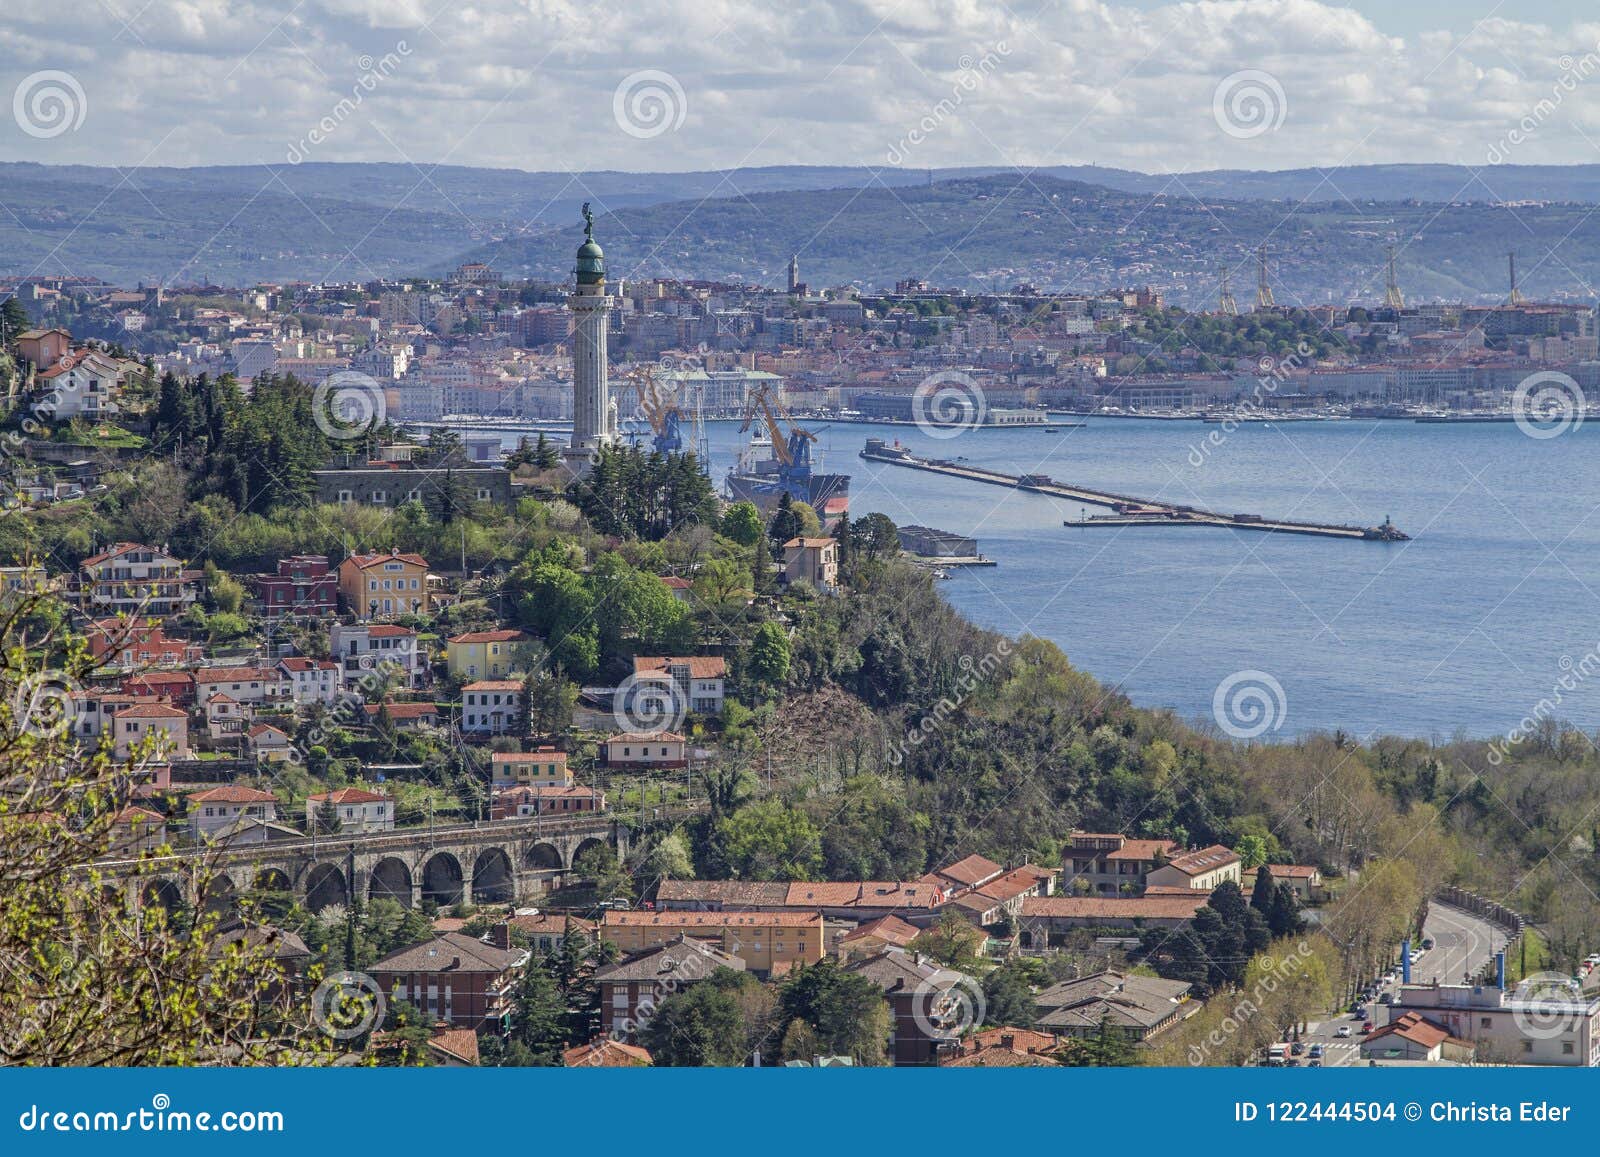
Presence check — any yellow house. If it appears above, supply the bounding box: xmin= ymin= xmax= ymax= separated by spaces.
xmin=490 ymin=747 xmax=571 ymax=788
xmin=600 ymin=911 xmax=825 ymax=975
xmin=337 ymin=549 xmax=429 ymax=620
xmin=447 ymin=628 xmax=529 ymax=679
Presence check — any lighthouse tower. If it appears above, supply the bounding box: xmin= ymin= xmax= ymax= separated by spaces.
xmin=567 ymin=202 xmax=613 ymax=468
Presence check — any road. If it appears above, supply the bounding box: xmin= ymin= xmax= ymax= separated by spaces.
xmin=1292 ymin=901 xmax=1508 ymax=1067
xmin=1415 ymin=901 xmax=1510 ymax=986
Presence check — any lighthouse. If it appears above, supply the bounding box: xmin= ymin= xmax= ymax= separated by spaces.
xmin=567 ymin=202 xmax=613 ymax=468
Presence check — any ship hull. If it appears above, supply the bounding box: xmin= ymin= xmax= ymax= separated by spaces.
xmin=726 ymin=470 xmax=851 ymax=518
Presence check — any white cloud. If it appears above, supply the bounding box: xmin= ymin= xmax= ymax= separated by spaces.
xmin=0 ymin=0 xmax=1597 ymax=177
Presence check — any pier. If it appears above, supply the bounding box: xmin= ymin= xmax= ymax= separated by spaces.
xmin=860 ymin=439 xmax=1409 ymax=542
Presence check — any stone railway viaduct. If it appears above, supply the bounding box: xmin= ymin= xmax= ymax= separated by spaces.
xmin=95 ymin=811 xmax=683 ymax=915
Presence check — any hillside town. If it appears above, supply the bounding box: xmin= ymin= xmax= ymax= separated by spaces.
xmin=6 ymin=207 xmax=1600 ymax=1074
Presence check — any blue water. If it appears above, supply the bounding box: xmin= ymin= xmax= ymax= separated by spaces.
xmin=696 ymin=417 xmax=1600 ymax=740
xmin=475 ymin=416 xmax=1600 ymax=738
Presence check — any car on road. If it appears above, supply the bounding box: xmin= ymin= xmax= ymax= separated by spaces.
xmin=1308 ymin=1059 xmax=1322 ymax=1067
xmin=1362 ymin=1021 xmax=1374 ymax=1033
xmin=1422 ymin=937 xmax=1435 ymax=949
xmin=1335 ymin=1026 xmax=1353 ymax=1038
xmin=1309 ymin=1044 xmax=1324 ymax=1058
xmin=1379 ymin=992 xmax=1394 ymax=1005
xmin=1291 ymin=1041 xmax=1305 ymax=1055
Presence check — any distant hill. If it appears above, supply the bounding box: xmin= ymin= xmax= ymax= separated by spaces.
xmin=5 ymin=161 xmax=1600 ymax=298
xmin=468 ymin=173 xmax=1600 ymax=305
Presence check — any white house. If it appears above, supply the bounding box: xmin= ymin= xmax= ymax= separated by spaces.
xmin=111 ymin=703 xmax=190 ymax=760
xmin=329 ymin=621 xmax=427 ymax=691
xmin=278 ymin=657 xmax=340 ymax=705
xmin=461 ymin=680 xmax=522 ymax=736
xmin=306 ymin=787 xmax=394 ymax=834
xmin=192 ymin=666 xmax=285 ymax=707
xmin=188 ymin=786 xmax=279 ymax=841
xmin=32 ymin=348 xmax=124 ymax=422
xmin=630 ymin=656 xmax=726 ymax=715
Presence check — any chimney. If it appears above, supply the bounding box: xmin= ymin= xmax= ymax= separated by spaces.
xmin=489 ymin=921 xmax=513 ymax=950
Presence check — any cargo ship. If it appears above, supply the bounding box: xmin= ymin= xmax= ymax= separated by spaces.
xmin=724 ymin=385 xmax=850 ymax=519
xmin=725 ymin=427 xmax=851 ymax=519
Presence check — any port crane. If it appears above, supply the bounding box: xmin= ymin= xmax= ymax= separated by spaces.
xmin=620 ymin=364 xmax=707 ymax=461
xmin=740 ymin=382 xmax=817 ymax=470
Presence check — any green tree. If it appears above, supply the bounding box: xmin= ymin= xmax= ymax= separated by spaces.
xmin=1236 ymin=835 xmax=1268 ymax=870
xmin=639 ymin=972 xmax=751 ymax=1066
xmin=776 ymin=958 xmax=890 ymax=1065
xmin=747 ymin=621 xmax=791 ymax=686
xmin=715 ymin=799 xmax=822 ymax=880
xmin=0 ymin=588 xmax=311 ymax=1064
xmin=511 ymin=961 xmax=567 ymax=1064
xmin=720 ymin=501 xmax=764 ymax=547
xmin=982 ymin=960 xmax=1039 ymax=1028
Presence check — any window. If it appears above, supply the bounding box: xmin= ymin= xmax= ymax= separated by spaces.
xmin=1481 ymin=1017 xmax=1492 ymax=1028
xmin=1564 ymin=1042 xmax=1576 ymax=1055
xmin=337 ymin=490 xmax=353 ymax=504
xmin=371 ymin=490 xmax=387 ymax=505
xmin=477 ymin=488 xmax=492 ymax=501
xmin=1523 ymin=1041 xmax=1534 ymax=1053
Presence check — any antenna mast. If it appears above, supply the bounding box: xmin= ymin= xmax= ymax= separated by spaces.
xmin=1218 ymin=266 xmax=1238 ymax=316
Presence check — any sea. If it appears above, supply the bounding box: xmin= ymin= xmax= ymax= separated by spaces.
xmin=466 ymin=415 xmax=1600 ymax=741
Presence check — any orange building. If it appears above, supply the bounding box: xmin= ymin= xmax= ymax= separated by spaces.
xmin=337 ymin=549 xmax=428 ymax=619
xmin=601 ymin=910 xmax=824 ymax=975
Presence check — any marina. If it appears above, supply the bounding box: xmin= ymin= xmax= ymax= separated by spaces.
xmin=860 ymin=438 xmax=1409 ymax=542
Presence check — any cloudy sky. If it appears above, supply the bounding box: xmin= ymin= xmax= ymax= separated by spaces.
xmin=3 ymin=0 xmax=1599 ymax=174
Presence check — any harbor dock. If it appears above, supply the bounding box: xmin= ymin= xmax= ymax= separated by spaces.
xmin=860 ymin=439 xmax=1409 ymax=542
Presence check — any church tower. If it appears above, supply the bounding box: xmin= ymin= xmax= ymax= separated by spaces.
xmin=568 ymin=202 xmax=613 ymax=459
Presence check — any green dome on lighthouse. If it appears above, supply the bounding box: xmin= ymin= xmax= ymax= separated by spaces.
xmin=575 ymin=201 xmax=605 ymax=285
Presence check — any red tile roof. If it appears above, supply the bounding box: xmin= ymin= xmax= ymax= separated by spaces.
xmin=343 ymin=550 xmax=427 ymax=571
xmin=564 ymin=1039 xmax=653 ymax=1067
xmin=936 ymin=853 xmax=1005 ymax=888
xmin=189 ymin=786 xmax=277 ymax=804
xmin=633 ymin=655 xmax=726 ymax=679
xmin=309 ymin=787 xmax=388 ymax=805
xmin=1022 ymin=895 xmax=1208 ymax=920
xmin=448 ymin=629 xmax=526 ymax=644
xmin=114 ymin=703 xmax=187 ymax=719
xmin=1159 ymin=845 xmax=1241 ymax=877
